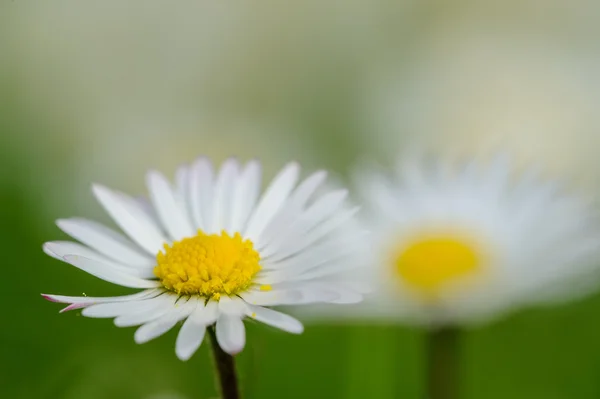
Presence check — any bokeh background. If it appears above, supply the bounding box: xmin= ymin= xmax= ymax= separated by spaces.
xmin=2 ymin=1 xmax=600 ymax=398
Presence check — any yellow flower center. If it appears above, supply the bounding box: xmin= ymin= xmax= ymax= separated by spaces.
xmin=154 ymin=230 xmax=262 ymax=300
xmin=395 ymin=235 xmax=482 ymax=296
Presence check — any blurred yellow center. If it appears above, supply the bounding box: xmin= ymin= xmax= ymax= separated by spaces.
xmin=154 ymin=230 xmax=262 ymax=300
xmin=395 ymin=237 xmax=480 ymax=295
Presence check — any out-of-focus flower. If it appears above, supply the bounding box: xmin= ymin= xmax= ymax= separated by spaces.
xmin=43 ymin=157 xmax=364 ymax=359
xmin=351 ymin=154 xmax=600 ymax=326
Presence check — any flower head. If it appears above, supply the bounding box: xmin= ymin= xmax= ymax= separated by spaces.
xmin=43 ymin=158 xmax=364 ymax=359
xmin=355 ymin=154 xmax=600 ymax=326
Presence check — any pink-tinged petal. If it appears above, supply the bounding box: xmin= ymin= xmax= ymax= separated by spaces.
xmin=60 ymin=303 xmax=89 ymax=313
xmin=41 ymin=288 xmax=161 ymax=305
xmin=41 ymin=294 xmax=60 ymax=303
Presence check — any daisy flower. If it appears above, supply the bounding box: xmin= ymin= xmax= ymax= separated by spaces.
xmin=355 ymin=154 xmax=600 ymax=326
xmin=43 ymin=158 xmax=364 ymax=360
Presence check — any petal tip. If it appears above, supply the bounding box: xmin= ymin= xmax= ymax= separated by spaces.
xmin=55 ymin=218 xmax=69 ymax=227
xmin=91 ymin=184 xmax=115 ymax=202
xmin=41 ymin=294 xmax=57 ymax=302
xmin=42 ymin=242 xmax=58 ymax=257
xmin=60 ymin=303 xmax=86 ymax=313
xmin=293 ymin=323 xmax=305 ymax=334
xmin=175 ymin=350 xmax=193 ymax=362
xmin=91 ymin=183 xmax=107 ymax=194
xmin=314 ymin=169 xmax=327 ymax=177
xmin=193 ymin=156 xmax=211 ymax=167
xmin=146 ymin=169 xmax=163 ymax=182
xmin=226 ymin=346 xmax=244 ymax=356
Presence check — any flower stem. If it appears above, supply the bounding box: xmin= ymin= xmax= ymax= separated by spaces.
xmin=207 ymin=326 xmax=240 ymax=399
xmin=426 ymin=326 xmax=461 ymax=399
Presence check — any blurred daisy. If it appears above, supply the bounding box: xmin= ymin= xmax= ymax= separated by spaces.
xmin=43 ymin=157 xmax=363 ymax=359
xmin=355 ymin=154 xmax=600 ymax=326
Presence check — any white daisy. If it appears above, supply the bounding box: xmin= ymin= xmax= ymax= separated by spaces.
xmin=354 ymin=154 xmax=600 ymax=326
xmin=43 ymin=157 xmax=364 ymax=360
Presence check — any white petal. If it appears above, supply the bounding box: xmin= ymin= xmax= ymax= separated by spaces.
xmin=42 ymin=288 xmax=161 ymax=306
xmin=218 ymin=296 xmax=248 ymax=316
xmin=294 ymin=190 xmax=349 ymax=234
xmin=113 ymin=295 xmax=178 ymax=327
xmin=216 ymin=314 xmax=246 ymax=355
xmin=44 ymin=241 xmax=99 ymax=261
xmin=82 ymin=300 xmax=146 ymax=318
xmin=260 ymin=189 xmax=348 ymax=258
xmin=56 ymin=218 xmax=153 ymax=267
xmin=288 ymin=171 xmax=328 ymax=209
xmin=240 ymin=289 xmax=302 ymax=306
xmin=147 ymin=170 xmax=194 ymax=241
xmin=338 ymin=280 xmax=371 ymax=295
xmin=62 ymin=254 xmax=160 ymax=289
xmin=266 ymin=207 xmax=359 ymax=262
xmin=253 ymin=269 xmax=291 ymax=285
xmin=176 ymin=322 xmax=207 ymax=361
xmin=175 ymin=164 xmax=192 ymax=221
xmin=291 ymin=259 xmax=363 ymax=282
xmin=92 ymin=184 xmax=166 ymax=254
xmin=82 ymin=293 xmax=172 ymax=318
xmin=134 ymin=197 xmax=162 ymax=225
xmin=134 ymin=299 xmax=197 ymax=344
xmin=246 ymin=305 xmax=304 ymax=334
xmin=134 ymin=317 xmax=179 ymax=344
xmin=260 ymin=230 xmax=368 ymax=271
xmin=325 ymin=285 xmax=364 ymax=304
xmin=44 ymin=241 xmax=155 ymax=279
xmin=189 ymin=157 xmax=214 ymax=231
xmin=175 ymin=301 xmax=212 ymax=361
xmin=211 ymin=159 xmax=240 ymax=233
xmin=229 ymin=161 xmax=261 ymax=233
xmin=193 ymin=300 xmax=220 ymax=324
xmin=292 ymin=284 xmax=342 ymax=304
xmin=257 ymin=171 xmax=327 ymax=249
xmin=244 ymin=163 xmax=300 ymax=242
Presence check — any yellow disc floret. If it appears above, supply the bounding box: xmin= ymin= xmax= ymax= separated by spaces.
xmin=395 ymin=236 xmax=482 ymax=296
xmin=154 ymin=230 xmax=261 ymax=299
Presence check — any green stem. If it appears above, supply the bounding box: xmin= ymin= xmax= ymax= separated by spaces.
xmin=207 ymin=326 xmax=240 ymax=399
xmin=426 ymin=326 xmax=461 ymax=399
